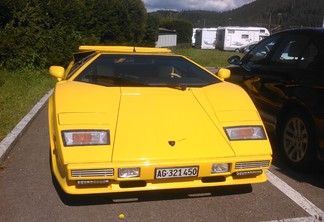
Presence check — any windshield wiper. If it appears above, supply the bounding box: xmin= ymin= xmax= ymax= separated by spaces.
xmin=170 ymin=84 xmax=187 ymax=91
xmin=148 ymin=82 xmax=188 ymax=91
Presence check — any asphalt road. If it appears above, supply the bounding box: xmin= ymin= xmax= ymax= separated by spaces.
xmin=1 ymin=103 xmax=324 ymax=222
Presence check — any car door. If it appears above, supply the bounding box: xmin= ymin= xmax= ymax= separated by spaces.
xmin=251 ymin=33 xmax=323 ymax=130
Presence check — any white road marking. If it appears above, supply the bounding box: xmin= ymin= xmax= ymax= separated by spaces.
xmin=265 ymin=170 xmax=324 ymax=222
xmin=264 ymin=216 xmax=322 ymax=222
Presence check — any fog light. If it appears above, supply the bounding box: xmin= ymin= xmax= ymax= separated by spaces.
xmin=118 ymin=168 xmax=140 ymax=178
xmin=77 ymin=179 xmax=110 ymax=185
xmin=211 ymin=163 xmax=229 ymax=173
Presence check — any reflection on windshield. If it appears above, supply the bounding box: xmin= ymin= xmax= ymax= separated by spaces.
xmin=74 ymin=55 xmax=220 ymax=87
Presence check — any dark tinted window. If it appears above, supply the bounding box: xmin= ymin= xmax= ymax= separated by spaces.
xmin=66 ymin=52 xmax=96 ymax=79
xmin=244 ymin=35 xmax=280 ymax=63
xmin=270 ymin=35 xmax=314 ymax=67
xmin=74 ymin=55 xmax=220 ymax=87
xmin=299 ymin=42 xmax=320 ymax=68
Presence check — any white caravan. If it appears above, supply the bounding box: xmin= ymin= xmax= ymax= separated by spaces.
xmin=216 ymin=26 xmax=270 ymax=51
xmin=194 ymin=28 xmax=217 ymax=49
xmin=191 ymin=28 xmax=198 ymax=46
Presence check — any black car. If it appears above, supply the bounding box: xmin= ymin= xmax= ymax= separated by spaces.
xmin=238 ymin=42 xmax=258 ymax=54
xmin=227 ymin=28 xmax=324 ymax=169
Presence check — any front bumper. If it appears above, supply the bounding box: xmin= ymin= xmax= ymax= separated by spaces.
xmin=51 ymin=154 xmax=272 ymax=195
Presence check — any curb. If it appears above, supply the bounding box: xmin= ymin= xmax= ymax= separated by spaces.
xmin=0 ymin=89 xmax=53 ymax=164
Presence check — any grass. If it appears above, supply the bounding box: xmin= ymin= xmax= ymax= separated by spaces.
xmin=0 ymin=69 xmax=56 ymax=141
xmin=173 ymin=48 xmax=239 ymax=68
xmin=0 ymin=48 xmax=241 ymax=142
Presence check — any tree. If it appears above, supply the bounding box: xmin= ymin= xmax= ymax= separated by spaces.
xmin=100 ymin=0 xmax=146 ymax=45
xmin=0 ymin=2 xmax=52 ymax=69
xmin=0 ymin=0 xmax=155 ymax=70
xmin=142 ymin=14 xmax=160 ymax=46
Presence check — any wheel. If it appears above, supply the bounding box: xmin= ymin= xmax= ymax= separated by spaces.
xmin=278 ymin=111 xmax=317 ymax=170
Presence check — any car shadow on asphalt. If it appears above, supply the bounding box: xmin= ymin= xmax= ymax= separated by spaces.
xmin=52 ymin=176 xmax=253 ymax=206
xmin=272 ymin=155 xmax=324 ymax=189
xmin=269 ymin=135 xmax=324 ymax=190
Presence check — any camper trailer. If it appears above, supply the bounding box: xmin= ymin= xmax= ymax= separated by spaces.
xmin=216 ymin=26 xmax=270 ymax=51
xmin=194 ymin=28 xmax=217 ymax=49
xmin=191 ymin=28 xmax=198 ymax=47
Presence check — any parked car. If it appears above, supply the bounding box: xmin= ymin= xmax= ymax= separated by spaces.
xmin=227 ymin=28 xmax=324 ymax=169
xmin=48 ymin=45 xmax=272 ymax=195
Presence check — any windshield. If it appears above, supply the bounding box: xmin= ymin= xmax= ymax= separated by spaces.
xmin=74 ymin=54 xmax=220 ymax=87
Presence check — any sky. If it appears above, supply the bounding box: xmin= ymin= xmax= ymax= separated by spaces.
xmin=143 ymin=0 xmax=256 ymax=12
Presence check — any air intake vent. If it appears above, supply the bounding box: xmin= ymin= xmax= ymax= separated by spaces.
xmin=71 ymin=169 xmax=114 ymax=177
xmin=235 ymin=161 xmax=270 ymax=169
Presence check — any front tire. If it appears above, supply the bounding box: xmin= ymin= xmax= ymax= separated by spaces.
xmin=278 ymin=111 xmax=316 ymax=170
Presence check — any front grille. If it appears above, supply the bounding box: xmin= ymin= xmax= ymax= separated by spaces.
xmin=235 ymin=161 xmax=270 ymax=169
xmin=71 ymin=169 xmax=114 ymax=177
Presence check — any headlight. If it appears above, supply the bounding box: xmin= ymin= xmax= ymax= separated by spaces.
xmin=118 ymin=168 xmax=140 ymax=178
xmin=62 ymin=130 xmax=109 ymax=146
xmin=224 ymin=126 xmax=266 ymax=140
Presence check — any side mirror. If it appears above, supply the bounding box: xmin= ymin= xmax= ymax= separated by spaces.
xmin=217 ymin=68 xmax=231 ymax=80
xmin=49 ymin=66 xmax=65 ymax=81
xmin=227 ymin=55 xmax=241 ymax=65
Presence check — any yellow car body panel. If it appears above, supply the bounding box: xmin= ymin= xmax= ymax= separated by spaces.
xmin=113 ymin=87 xmax=234 ymax=162
xmin=51 ymin=81 xmax=120 ymax=164
xmin=79 ymin=45 xmax=172 ymax=53
xmin=48 ymin=46 xmax=272 ymax=195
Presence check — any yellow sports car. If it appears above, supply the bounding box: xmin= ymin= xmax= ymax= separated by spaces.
xmin=48 ymin=46 xmax=272 ymax=195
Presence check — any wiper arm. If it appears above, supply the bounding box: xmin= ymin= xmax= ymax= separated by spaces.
xmin=149 ymin=82 xmax=188 ymax=91
xmin=171 ymin=84 xmax=187 ymax=91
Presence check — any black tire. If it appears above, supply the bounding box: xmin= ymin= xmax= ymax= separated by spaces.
xmin=278 ymin=111 xmax=317 ymax=170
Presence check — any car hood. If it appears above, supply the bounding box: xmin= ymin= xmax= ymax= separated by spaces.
xmin=54 ymin=81 xmax=261 ymax=163
xmin=113 ymin=86 xmax=235 ymax=162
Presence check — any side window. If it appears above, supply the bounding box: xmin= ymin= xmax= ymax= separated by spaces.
xmin=270 ymin=35 xmax=316 ymax=68
xmin=67 ymin=52 xmax=96 ymax=79
xmin=299 ymin=42 xmax=319 ymax=68
xmin=244 ymin=35 xmax=280 ymax=63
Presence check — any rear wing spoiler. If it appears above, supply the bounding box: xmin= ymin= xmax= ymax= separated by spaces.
xmin=79 ymin=45 xmax=172 ymax=53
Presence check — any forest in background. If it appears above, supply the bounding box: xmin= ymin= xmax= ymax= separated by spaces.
xmin=0 ymin=0 xmax=323 ymax=70
xmin=152 ymin=0 xmax=323 ymax=32
xmin=0 ymin=0 xmax=161 ymax=70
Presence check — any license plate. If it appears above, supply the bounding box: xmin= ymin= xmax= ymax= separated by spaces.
xmin=155 ymin=166 xmax=199 ymax=179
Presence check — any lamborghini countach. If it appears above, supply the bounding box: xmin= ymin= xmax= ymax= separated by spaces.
xmin=48 ymin=46 xmax=272 ymax=194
